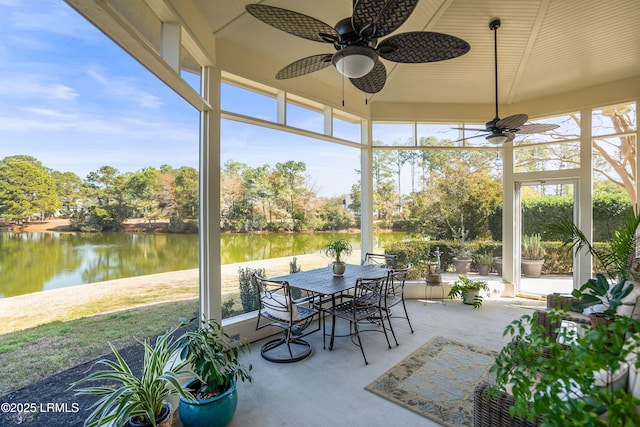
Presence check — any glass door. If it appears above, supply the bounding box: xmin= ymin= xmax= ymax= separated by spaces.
xmin=515 ymin=180 xmax=576 ymax=297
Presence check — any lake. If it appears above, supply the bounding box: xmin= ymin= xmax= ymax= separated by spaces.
xmin=0 ymin=231 xmax=408 ymax=298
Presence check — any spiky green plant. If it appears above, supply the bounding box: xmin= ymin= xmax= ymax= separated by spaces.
xmin=570 ymin=273 xmax=635 ymax=320
xmin=548 ymin=207 xmax=640 ymax=282
xmin=72 ymin=326 xmax=193 ymax=427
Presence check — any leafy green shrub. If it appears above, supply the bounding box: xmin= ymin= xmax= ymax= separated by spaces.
xmin=238 ymin=267 xmax=264 ymax=313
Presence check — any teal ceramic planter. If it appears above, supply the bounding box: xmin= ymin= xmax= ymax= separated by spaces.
xmin=179 ymin=379 xmax=238 ymax=427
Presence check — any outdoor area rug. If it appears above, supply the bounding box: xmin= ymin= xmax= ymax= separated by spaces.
xmin=365 ymin=335 xmax=497 ymax=427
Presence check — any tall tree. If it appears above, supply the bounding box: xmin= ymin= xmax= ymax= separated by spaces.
xmin=273 ymin=161 xmax=306 ymax=231
xmin=0 ymin=156 xmax=60 ymax=221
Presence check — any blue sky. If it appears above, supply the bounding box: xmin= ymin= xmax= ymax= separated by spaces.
xmin=0 ymin=1 xmax=364 ymax=198
xmin=0 ymin=1 xmax=201 ymax=178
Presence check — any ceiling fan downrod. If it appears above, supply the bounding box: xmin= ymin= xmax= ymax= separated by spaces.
xmin=490 ymin=18 xmax=501 ymax=121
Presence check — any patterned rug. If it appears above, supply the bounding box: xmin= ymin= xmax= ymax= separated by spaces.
xmin=365 ymin=336 xmax=497 ymax=427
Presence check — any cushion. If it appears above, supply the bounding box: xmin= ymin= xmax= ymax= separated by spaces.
xmin=625 ymin=334 xmax=640 ymax=399
xmin=593 ymin=363 xmax=629 ymax=391
xmin=618 ymin=284 xmax=640 ymax=318
xmin=261 ymin=292 xmax=299 ymax=321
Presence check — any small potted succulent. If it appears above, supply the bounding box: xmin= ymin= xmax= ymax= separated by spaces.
xmin=321 ymin=239 xmax=353 ymax=276
xmin=448 ymin=274 xmax=490 ymax=308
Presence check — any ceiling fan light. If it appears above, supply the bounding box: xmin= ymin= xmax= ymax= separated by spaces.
xmin=332 ymin=45 xmax=377 ymax=78
xmin=487 ymin=133 xmax=508 ymax=145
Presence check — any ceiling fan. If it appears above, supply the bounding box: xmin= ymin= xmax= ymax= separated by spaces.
xmin=454 ymin=18 xmax=559 ymax=144
xmin=245 ymin=1 xmax=470 ymax=94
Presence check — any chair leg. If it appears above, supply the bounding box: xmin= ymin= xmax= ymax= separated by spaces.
xmin=353 ymin=321 xmax=368 ymax=365
xmin=401 ymin=299 xmax=414 ymax=333
xmin=384 ymin=310 xmax=399 ymax=347
xmin=329 ymin=314 xmax=337 ymax=350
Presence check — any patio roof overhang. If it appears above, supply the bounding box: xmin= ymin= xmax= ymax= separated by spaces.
xmin=63 ymin=0 xmax=640 ymax=337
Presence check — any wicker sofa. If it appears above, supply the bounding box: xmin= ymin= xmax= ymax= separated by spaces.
xmin=473 ymin=293 xmax=640 ymax=427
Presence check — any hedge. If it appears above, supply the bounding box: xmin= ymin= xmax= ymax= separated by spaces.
xmin=385 ymin=239 xmax=608 ymax=280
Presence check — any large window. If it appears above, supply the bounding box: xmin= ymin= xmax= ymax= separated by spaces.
xmin=592 ymin=103 xmax=636 ymax=197
xmin=514 ymin=113 xmax=581 ymax=172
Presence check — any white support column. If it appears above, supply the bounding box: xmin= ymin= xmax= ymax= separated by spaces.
xmin=199 ymin=65 xmax=222 ymax=322
xmin=360 ymin=119 xmax=374 ymax=259
xmin=576 ymin=108 xmax=593 ymax=289
xmin=502 ymin=143 xmax=516 ymax=296
xmin=324 ymin=107 xmax=333 ymax=136
xmin=160 ymin=22 xmax=180 ymax=72
xmin=276 ymin=91 xmax=286 ymax=125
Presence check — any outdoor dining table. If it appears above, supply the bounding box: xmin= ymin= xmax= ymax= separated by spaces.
xmin=271 ymin=263 xmax=390 ymax=347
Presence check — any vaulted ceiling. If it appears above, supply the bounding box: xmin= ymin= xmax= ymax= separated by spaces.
xmin=69 ymin=0 xmax=640 ymax=121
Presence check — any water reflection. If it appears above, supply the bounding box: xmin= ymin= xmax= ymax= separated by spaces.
xmin=0 ymin=231 xmax=407 ymax=298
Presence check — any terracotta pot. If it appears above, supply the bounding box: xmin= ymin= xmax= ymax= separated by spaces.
xmin=521 ymin=259 xmax=544 ymax=278
xmin=453 ymin=257 xmax=472 ymax=274
xmin=478 ymin=264 xmax=490 ymax=276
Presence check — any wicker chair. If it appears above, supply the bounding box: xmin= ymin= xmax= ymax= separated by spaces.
xmin=473 ymin=382 xmax=540 ymax=427
xmin=533 ymin=293 xmax=591 ymax=340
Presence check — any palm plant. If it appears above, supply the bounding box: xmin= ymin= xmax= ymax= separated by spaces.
xmin=548 ymin=207 xmax=640 ymax=282
xmin=72 ymin=327 xmax=194 ymax=427
xmin=320 ymin=239 xmax=353 ymax=263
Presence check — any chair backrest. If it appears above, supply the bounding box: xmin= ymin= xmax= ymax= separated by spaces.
xmin=253 ymin=273 xmax=299 ymax=323
xmin=354 ymin=275 xmax=388 ymax=308
xmin=387 ymin=264 xmax=411 ymax=297
xmin=363 ymin=252 xmax=398 ymax=268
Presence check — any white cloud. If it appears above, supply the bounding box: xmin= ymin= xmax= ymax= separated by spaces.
xmin=0 ymin=75 xmax=78 ymax=101
xmin=87 ymin=67 xmax=164 ymax=109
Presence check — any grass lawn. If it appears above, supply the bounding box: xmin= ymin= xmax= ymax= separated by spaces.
xmin=0 ymin=298 xmax=198 ymax=395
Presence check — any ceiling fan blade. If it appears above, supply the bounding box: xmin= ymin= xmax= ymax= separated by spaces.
xmin=452 ymin=127 xmax=490 ymax=132
xmin=246 ymin=4 xmax=338 ymax=43
xmin=349 ymin=60 xmax=387 ymax=93
xmin=496 ymin=114 xmax=528 ymax=130
xmin=377 ymin=32 xmax=470 ymax=63
xmin=452 ymin=133 xmax=489 ymax=143
xmin=352 ymin=0 xmax=420 ymax=39
xmin=276 ymin=54 xmax=333 ymax=79
xmin=516 ymin=123 xmax=560 ymax=134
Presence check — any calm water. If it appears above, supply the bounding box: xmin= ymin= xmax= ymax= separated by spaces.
xmin=0 ymin=231 xmax=407 ymax=298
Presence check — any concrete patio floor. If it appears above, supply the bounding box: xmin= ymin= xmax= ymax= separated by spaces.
xmin=217 ymin=296 xmax=547 ymax=427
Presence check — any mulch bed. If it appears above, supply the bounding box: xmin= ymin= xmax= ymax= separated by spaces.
xmin=0 ymin=325 xmax=193 ymax=427
xmin=0 ymin=343 xmax=145 ymax=427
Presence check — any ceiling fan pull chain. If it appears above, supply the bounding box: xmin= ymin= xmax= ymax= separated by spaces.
xmin=342 ymin=71 xmax=345 ymax=107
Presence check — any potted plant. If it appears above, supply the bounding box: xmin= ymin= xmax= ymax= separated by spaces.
xmin=450 ymin=219 xmax=473 ymax=273
xmin=488 ymin=310 xmax=640 ymax=425
xmin=570 ymin=273 xmax=635 ymax=326
xmin=177 ymin=318 xmax=253 ymax=427
xmin=521 ymin=233 xmax=545 ymax=277
xmin=447 ymin=274 xmax=490 ymax=308
xmin=548 ymin=207 xmax=640 ymax=283
xmin=72 ymin=326 xmax=194 ymax=427
xmin=320 ymin=239 xmax=353 ymax=276
xmin=475 ymin=252 xmax=493 ymax=276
